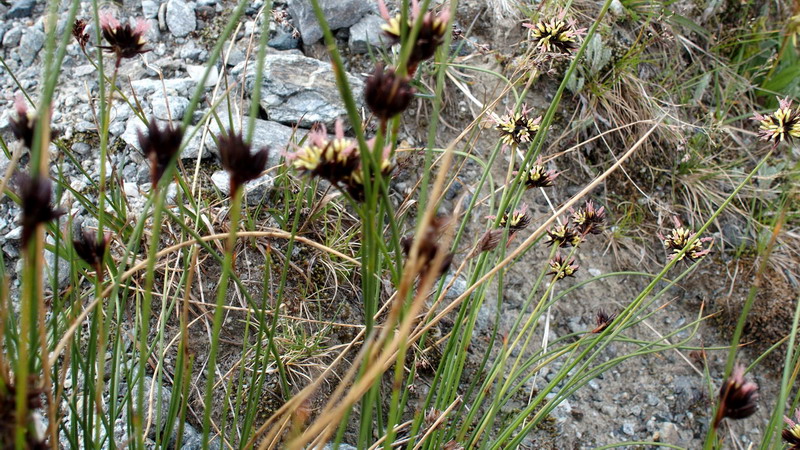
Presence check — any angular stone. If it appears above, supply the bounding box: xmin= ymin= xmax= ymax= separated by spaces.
xmin=348 ymin=14 xmax=389 ymax=54
xmin=19 ymin=28 xmax=45 ymax=66
xmin=287 ymin=0 xmax=372 ymax=45
xmin=150 ymin=95 xmax=189 ymax=121
xmin=142 ymin=0 xmax=160 ymax=19
xmin=166 ymin=0 xmax=196 ymax=38
xmin=6 ymin=0 xmax=36 ymax=19
xmin=211 ymin=170 xmax=274 ymax=207
xmin=239 ymin=53 xmax=364 ymax=127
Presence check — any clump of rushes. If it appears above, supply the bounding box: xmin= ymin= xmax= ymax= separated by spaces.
xmin=72 ymin=19 xmax=89 ymax=51
xmin=753 ymin=97 xmax=800 ymax=144
xmin=365 ymin=64 xmax=416 ymax=123
xmin=73 ymin=228 xmax=110 ymax=280
xmin=495 ymin=106 xmax=541 ymax=149
xmin=400 ymin=216 xmax=454 ymax=279
xmin=98 ymin=12 xmax=150 ymax=66
xmin=571 ymin=200 xmax=605 ymax=236
xmin=519 ymin=157 xmax=558 ymax=189
xmin=713 ymin=364 xmax=758 ymax=428
xmin=547 ymin=254 xmax=578 ymax=280
xmin=217 ymin=130 xmax=270 ymax=196
xmin=137 ymin=119 xmax=184 ymax=188
xmin=17 ymin=174 xmax=64 ymax=248
xmin=591 ymin=310 xmax=617 ymax=333
xmin=288 ymin=121 xmax=392 ymax=201
xmin=378 ymin=0 xmax=450 ymax=74
xmin=783 ymin=408 xmax=800 ymax=449
xmin=0 ymin=375 xmax=47 ymax=449
xmin=660 ymin=217 xmax=712 ymax=264
xmin=522 ymin=11 xmax=585 ymax=54
xmin=545 ymin=222 xmax=581 ymax=248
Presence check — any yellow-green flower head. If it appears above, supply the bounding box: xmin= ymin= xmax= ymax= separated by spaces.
xmin=753 ymin=97 xmax=800 ymax=144
xmin=783 ymin=408 xmax=800 ymax=449
xmin=520 ymin=157 xmax=558 ymax=189
xmin=548 ymin=254 xmax=578 ymax=280
xmin=496 ymin=106 xmax=541 ymax=148
xmin=660 ymin=218 xmax=712 ymax=263
xmin=523 ymin=13 xmax=584 ymax=54
xmin=546 ymin=222 xmax=581 ymax=248
xmin=497 ymin=205 xmax=530 ymax=232
xmin=290 ymin=121 xmax=360 ymax=183
xmin=378 ymin=0 xmax=450 ymax=70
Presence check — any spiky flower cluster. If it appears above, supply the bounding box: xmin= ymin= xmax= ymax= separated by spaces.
xmin=591 ymin=310 xmax=617 ymax=334
xmin=713 ymin=364 xmax=758 ymax=428
xmin=365 ymin=64 xmax=416 ymax=123
xmin=545 ymin=223 xmax=581 ymax=248
xmin=137 ymin=120 xmax=184 ymax=188
xmin=571 ymin=200 xmax=605 ymax=236
xmin=99 ymin=12 xmax=150 ymax=64
xmin=523 ymin=13 xmax=585 ymax=54
xmin=661 ymin=219 xmax=712 ymax=263
xmin=73 ymin=228 xmax=110 ymax=271
xmin=218 ymin=130 xmax=270 ymax=196
xmin=496 ymin=205 xmax=530 ymax=233
xmin=289 ymin=121 xmax=392 ymax=201
xmin=547 ymin=254 xmax=578 ymax=280
xmin=520 ymin=157 xmax=558 ymax=189
xmin=753 ymin=97 xmax=800 ymax=144
xmin=378 ymin=0 xmax=450 ymax=74
xmin=783 ymin=408 xmax=800 ymax=449
xmin=495 ymin=107 xmax=542 ymax=149
xmin=73 ymin=19 xmax=90 ymax=51
xmin=9 ymin=95 xmax=37 ymax=150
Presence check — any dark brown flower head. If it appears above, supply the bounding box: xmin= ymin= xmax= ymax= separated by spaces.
xmin=547 ymin=254 xmax=578 ymax=280
xmin=16 ymin=174 xmax=65 ymax=247
xmin=660 ymin=217 xmax=712 ymax=264
xmin=346 ymin=139 xmax=394 ymax=201
xmin=378 ymin=0 xmax=450 ymax=71
xmin=73 ymin=228 xmax=110 ymax=270
xmin=73 ymin=19 xmax=90 ymax=50
xmin=523 ymin=12 xmax=585 ymax=54
xmin=546 ymin=223 xmax=581 ymax=248
xmin=520 ymin=157 xmax=557 ymax=189
xmin=365 ymin=64 xmax=416 ymax=121
xmin=497 ymin=204 xmax=530 ymax=232
xmin=218 ymin=130 xmax=269 ymax=196
xmin=0 ymin=374 xmax=46 ymax=449
xmin=571 ymin=200 xmax=605 ymax=236
xmin=495 ymin=106 xmax=541 ymax=149
xmin=9 ymin=95 xmax=37 ymax=150
xmin=99 ymin=12 xmax=150 ymax=62
xmin=400 ymin=216 xmax=453 ymax=279
xmin=783 ymin=408 xmax=800 ymax=449
xmin=753 ymin=97 xmax=800 ymax=144
xmin=137 ymin=119 xmax=184 ymax=187
xmin=591 ymin=310 xmax=617 ymax=333
xmin=714 ymin=364 xmax=758 ymax=428
xmin=471 ymin=229 xmax=503 ymax=257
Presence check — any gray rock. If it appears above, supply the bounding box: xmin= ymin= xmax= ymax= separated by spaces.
xmin=442 ymin=273 xmax=467 ymax=300
xmin=6 ymin=0 xmax=36 ymax=19
xmin=44 ymin=235 xmax=70 ymax=290
xmin=268 ymin=26 xmax=301 ymax=51
xmin=223 ymin=43 xmax=245 ymax=66
xmin=166 ymin=0 xmax=196 ymax=38
xmin=18 ymin=28 xmax=45 ymax=66
xmin=130 ymin=77 xmax=196 ymax=97
xmin=185 ymin=116 xmax=303 ymax=165
xmin=211 ymin=170 xmax=274 ymax=207
xmin=150 ymin=95 xmax=189 ymax=121
xmin=348 ymin=14 xmax=389 ymax=54
xmin=2 ymin=26 xmax=22 ymax=48
xmin=239 ymin=53 xmax=365 ymax=127
xmin=621 ymin=421 xmax=635 ymax=436
xmin=142 ymin=0 xmax=160 ymax=18
xmin=287 ymin=0 xmax=371 ymax=45
xmin=321 ymin=444 xmax=358 ymax=450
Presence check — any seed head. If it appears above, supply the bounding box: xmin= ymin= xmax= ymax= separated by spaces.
xmin=660 ymin=218 xmax=712 ymax=264
xmin=714 ymin=364 xmax=758 ymax=428
xmin=365 ymin=64 xmax=416 ymax=121
xmin=400 ymin=216 xmax=453 ymax=279
xmin=546 ymin=223 xmax=581 ymax=248
xmin=753 ymin=97 xmax=800 ymax=144
xmin=591 ymin=310 xmax=617 ymax=333
xmin=783 ymin=408 xmax=800 ymax=449
xmin=218 ymin=130 xmax=270 ymax=196
xmin=495 ymin=106 xmax=541 ymax=148
xmin=137 ymin=120 xmax=184 ymax=187
xmin=16 ymin=174 xmax=65 ymax=248
xmin=571 ymin=200 xmax=605 ymax=236
xmin=548 ymin=254 xmax=578 ymax=280
xmin=523 ymin=13 xmax=585 ymax=54
xmin=99 ymin=12 xmax=150 ymax=62
xmin=520 ymin=157 xmax=557 ymax=189
xmin=73 ymin=228 xmax=110 ymax=270
xmin=9 ymin=95 xmax=38 ymax=150
xmin=471 ymin=229 xmax=504 ymax=257
xmin=73 ymin=19 xmax=90 ymax=50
